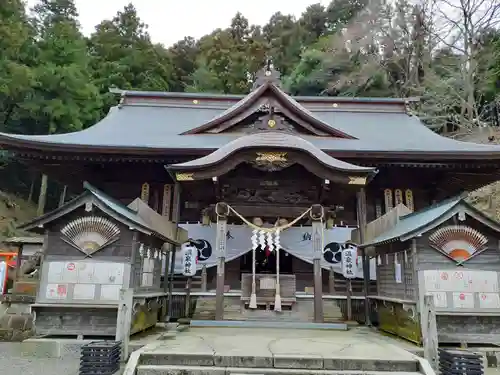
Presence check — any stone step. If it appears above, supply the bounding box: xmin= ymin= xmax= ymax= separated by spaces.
xmin=137 ymin=365 xmax=421 ymax=375
xmin=139 ymin=352 xmax=419 ymax=372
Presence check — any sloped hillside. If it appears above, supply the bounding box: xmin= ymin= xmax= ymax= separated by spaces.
xmin=0 ymin=191 xmax=37 ymax=242
xmin=459 ymin=128 xmax=500 ymax=220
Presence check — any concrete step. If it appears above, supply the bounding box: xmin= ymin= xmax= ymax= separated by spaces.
xmin=139 ymin=352 xmax=419 ymax=372
xmin=137 ymin=365 xmax=421 ymax=375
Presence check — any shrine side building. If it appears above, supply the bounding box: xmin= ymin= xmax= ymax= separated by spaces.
xmin=2 ymin=65 xmax=500 ymax=325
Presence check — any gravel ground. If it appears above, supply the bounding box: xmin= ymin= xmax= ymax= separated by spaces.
xmin=0 ymin=343 xmax=79 ymax=375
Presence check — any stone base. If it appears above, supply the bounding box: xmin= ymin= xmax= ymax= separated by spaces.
xmin=0 ymin=300 xmax=35 ymax=342
xmin=137 ymin=365 xmax=420 ymax=375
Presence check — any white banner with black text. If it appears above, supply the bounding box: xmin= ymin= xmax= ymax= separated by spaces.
xmin=167 ymin=223 xmax=376 ymax=279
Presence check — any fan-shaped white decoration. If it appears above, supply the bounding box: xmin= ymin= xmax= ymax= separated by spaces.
xmin=429 ymin=225 xmax=487 ymax=262
xmin=61 ymin=216 xmax=120 ymax=255
xmin=139 ymin=243 xmax=145 ymax=257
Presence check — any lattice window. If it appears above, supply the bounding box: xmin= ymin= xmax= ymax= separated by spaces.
xmin=403 ymin=248 xmax=415 ymax=299
xmin=141 ymin=257 xmax=155 ymax=287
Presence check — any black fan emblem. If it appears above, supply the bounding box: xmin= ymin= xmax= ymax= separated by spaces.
xmin=190 ymin=239 xmax=212 ymax=261
xmin=323 ymin=242 xmax=357 ymax=264
xmin=323 ymin=242 xmax=343 ymax=264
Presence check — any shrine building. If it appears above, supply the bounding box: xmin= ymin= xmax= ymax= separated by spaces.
xmin=2 ymin=63 xmax=500 ymax=324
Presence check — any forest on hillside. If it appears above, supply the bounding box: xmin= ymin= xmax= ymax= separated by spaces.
xmin=0 ymin=0 xmax=499 ymax=216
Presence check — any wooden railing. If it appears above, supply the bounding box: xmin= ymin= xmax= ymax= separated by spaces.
xmin=351 ymin=203 xmax=412 ymax=244
xmin=331 ymin=279 xmax=377 ymax=296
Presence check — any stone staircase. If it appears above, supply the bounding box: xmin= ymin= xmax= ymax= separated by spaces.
xmin=193 ymin=296 xmax=344 ymax=323
xmin=136 ymin=351 xmax=422 ymax=375
xmin=131 ymin=325 xmax=427 ymax=375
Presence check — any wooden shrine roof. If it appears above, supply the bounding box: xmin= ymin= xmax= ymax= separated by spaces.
xmin=359 ymin=196 xmax=500 ymax=248
xmin=168 ymin=132 xmax=376 ymax=173
xmin=2 ymin=64 xmax=500 ymax=161
xmin=18 ymin=182 xmax=182 ymax=245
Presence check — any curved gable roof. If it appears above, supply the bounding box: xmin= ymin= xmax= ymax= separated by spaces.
xmin=168 ymin=131 xmax=375 ymax=174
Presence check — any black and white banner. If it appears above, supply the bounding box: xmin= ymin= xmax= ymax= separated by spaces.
xmin=167 ymin=224 xmax=376 ymax=279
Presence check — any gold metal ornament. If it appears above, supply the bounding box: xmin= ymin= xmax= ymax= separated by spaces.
xmin=347 ymin=176 xmax=367 ymax=185
xmin=268 ymin=119 xmax=276 ymax=128
xmin=141 ymin=182 xmax=150 ymax=202
xmin=255 ymin=152 xmax=287 ymax=163
xmin=176 ymin=173 xmax=194 ymax=181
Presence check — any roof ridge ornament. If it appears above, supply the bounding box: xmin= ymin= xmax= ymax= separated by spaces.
xmin=252 ymin=58 xmax=283 ymax=91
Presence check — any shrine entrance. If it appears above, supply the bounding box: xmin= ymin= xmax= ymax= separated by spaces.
xmin=240 ymin=248 xmax=293 ymax=275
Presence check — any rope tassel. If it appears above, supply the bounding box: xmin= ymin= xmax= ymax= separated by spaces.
xmin=274 ymin=229 xmax=282 ymax=312
xmin=250 ymin=229 xmax=258 ymax=309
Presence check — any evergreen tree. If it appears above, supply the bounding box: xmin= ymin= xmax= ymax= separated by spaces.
xmin=31 ymin=0 xmax=101 ymax=134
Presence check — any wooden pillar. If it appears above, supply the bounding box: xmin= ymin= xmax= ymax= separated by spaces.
xmin=161 ymin=243 xmax=170 ymax=320
xmin=201 ymin=265 xmax=207 ymax=292
xmin=311 ymin=205 xmax=324 ymax=323
xmin=184 ymin=277 xmax=192 ymax=318
xmin=215 ymin=203 xmax=228 ymax=320
xmin=356 ymin=188 xmax=371 ymax=325
xmin=328 ymin=267 xmax=335 ymax=295
xmin=167 ymin=183 xmax=181 ymax=319
xmin=422 ymin=295 xmax=438 ymax=370
xmin=115 ymin=288 xmax=134 ymax=361
xmin=58 ymin=185 xmax=67 ymax=208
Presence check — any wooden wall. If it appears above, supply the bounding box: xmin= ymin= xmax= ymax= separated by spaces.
xmin=415 ymin=216 xmax=500 ymax=344
xmin=130 ymin=232 xmax=164 ymax=293
xmin=373 ymin=215 xmax=500 ymax=345
xmin=376 ymin=242 xmax=417 ymax=301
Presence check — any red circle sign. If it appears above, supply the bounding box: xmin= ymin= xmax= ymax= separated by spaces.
xmin=67 ymin=263 xmax=75 ymax=271
xmin=459 ymin=293 xmax=465 ymax=300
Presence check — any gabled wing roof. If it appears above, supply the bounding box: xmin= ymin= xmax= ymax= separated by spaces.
xmin=360 ymin=196 xmax=500 ymax=247
xmin=18 ymin=182 xmax=180 ymax=244
xmin=181 ymin=82 xmax=357 ymax=138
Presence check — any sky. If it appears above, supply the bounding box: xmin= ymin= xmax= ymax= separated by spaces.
xmin=26 ymin=0 xmax=331 ymax=47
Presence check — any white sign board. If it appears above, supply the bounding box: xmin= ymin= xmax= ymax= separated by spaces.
xmin=341 ymin=248 xmax=357 ymax=279
xmin=423 ymin=270 xmax=498 ymax=293
xmin=452 ymin=292 xmax=474 ymax=309
xmin=47 ymin=261 xmax=124 ymax=285
xmin=42 ymin=261 xmax=126 ymax=303
xmin=421 ymin=269 xmax=500 ymax=311
xmin=181 ymin=243 xmax=197 ymax=277
xmin=395 ymin=263 xmax=402 ymax=284
xmin=427 ymin=291 xmax=448 ymax=308
xmin=260 ymin=277 xmax=276 ymax=290
xmin=0 ymin=261 xmax=7 ymax=295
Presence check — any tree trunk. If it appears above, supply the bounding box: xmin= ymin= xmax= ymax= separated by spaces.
xmin=37 ymin=174 xmax=48 ymax=216
xmin=27 ymin=175 xmax=36 ymax=203
xmin=58 ymin=185 xmax=67 ymax=208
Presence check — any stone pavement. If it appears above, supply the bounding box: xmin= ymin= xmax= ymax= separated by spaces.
xmin=0 ymin=342 xmax=79 ymax=375
xmin=147 ymin=326 xmax=417 ymax=361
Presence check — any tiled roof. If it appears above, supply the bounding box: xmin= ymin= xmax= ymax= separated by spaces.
xmin=1 ymin=89 xmax=500 ymax=156
xmin=361 ymin=196 xmax=500 ymax=247
xmin=17 ymin=182 xmax=180 ymax=244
